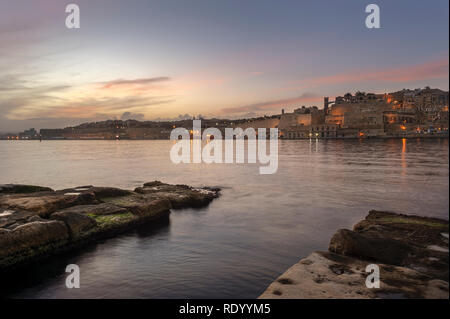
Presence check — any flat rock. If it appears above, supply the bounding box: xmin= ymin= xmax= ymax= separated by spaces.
xmin=0 ymin=221 xmax=69 ymax=260
xmin=329 ymin=229 xmax=414 ymax=266
xmin=50 ymin=211 xmax=97 ymax=237
xmin=354 ymin=210 xmax=449 ymax=248
xmin=0 ymin=210 xmax=37 ymax=229
xmin=0 ymin=191 xmax=96 ymax=217
xmin=259 ymin=251 xmax=449 ymax=299
xmin=0 ymin=181 xmax=220 ymax=270
xmin=261 ymin=211 xmax=449 ymax=299
xmin=135 ymin=181 xmax=220 ymax=208
xmin=55 ymin=203 xmax=128 ymax=216
xmin=59 ymin=186 xmax=133 ymax=199
xmin=102 ymin=194 xmax=171 ymax=217
xmin=351 ymin=210 xmax=449 ymax=281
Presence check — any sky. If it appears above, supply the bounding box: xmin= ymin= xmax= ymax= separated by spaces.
xmin=0 ymin=0 xmax=448 ymax=132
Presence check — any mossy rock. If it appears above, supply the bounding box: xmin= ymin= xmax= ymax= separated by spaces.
xmin=88 ymin=212 xmax=137 ymax=230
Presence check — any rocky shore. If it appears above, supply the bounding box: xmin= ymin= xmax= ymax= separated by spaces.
xmin=260 ymin=211 xmax=449 ymax=299
xmin=0 ymin=181 xmax=220 ymax=271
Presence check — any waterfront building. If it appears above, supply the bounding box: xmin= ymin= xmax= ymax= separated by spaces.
xmin=34 ymin=87 xmax=448 ymax=140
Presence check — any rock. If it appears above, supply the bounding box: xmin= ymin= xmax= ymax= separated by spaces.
xmin=0 ymin=184 xmax=54 ymax=194
xmin=135 ymin=181 xmax=220 ymax=208
xmin=353 ymin=210 xmax=449 ymax=248
xmin=89 ymin=187 xmax=134 ymax=199
xmin=0 ymin=210 xmax=14 ymax=217
xmin=102 ymin=195 xmax=171 ymax=217
xmin=50 ymin=211 xmax=97 ymax=237
xmin=259 ymin=251 xmax=448 ymax=299
xmin=351 ymin=210 xmax=449 ymax=281
xmin=56 ymin=203 xmax=128 ymax=216
xmin=0 ymin=210 xmax=37 ymax=228
xmin=0 ymin=181 xmax=220 ymax=270
xmin=0 ymin=221 xmax=69 ymax=260
xmin=5 ymin=222 xmax=26 ymax=230
xmin=261 ymin=211 xmax=449 ymax=299
xmin=58 ymin=187 xmax=133 ymax=199
xmin=427 ymin=245 xmax=449 ymax=253
xmin=0 ymin=191 xmax=96 ymax=217
xmin=27 ymin=215 xmax=46 ymax=223
xmin=329 ymin=229 xmax=413 ymax=266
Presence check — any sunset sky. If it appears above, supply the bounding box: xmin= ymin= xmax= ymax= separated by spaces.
xmin=0 ymin=0 xmax=448 ymax=131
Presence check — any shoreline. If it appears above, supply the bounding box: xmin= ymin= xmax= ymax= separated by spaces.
xmin=259 ymin=210 xmax=449 ymax=299
xmin=0 ymin=135 xmax=448 ymax=141
xmin=0 ymin=182 xmax=220 ymax=272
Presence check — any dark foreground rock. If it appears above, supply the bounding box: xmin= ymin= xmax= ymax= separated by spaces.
xmin=0 ymin=182 xmax=220 ymax=270
xmin=0 ymin=184 xmax=54 ymax=194
xmin=260 ymin=210 xmax=449 ymax=299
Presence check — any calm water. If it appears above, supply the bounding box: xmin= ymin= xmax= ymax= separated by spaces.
xmin=0 ymin=138 xmax=448 ymax=298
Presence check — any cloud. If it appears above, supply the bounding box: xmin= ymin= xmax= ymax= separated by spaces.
xmin=221 ymin=92 xmax=320 ymax=115
xmin=0 ymin=72 xmax=176 ymax=123
xmin=151 ymin=114 xmax=194 ymax=121
xmin=10 ymin=95 xmax=175 ymax=120
xmin=288 ymin=57 xmax=449 ymax=90
xmin=100 ymin=77 xmax=171 ymax=89
xmin=120 ymin=112 xmax=145 ymax=121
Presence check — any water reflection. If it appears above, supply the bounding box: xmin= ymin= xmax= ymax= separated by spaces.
xmin=1 ymin=215 xmax=172 ymax=298
xmin=0 ymin=138 xmax=448 ymax=298
xmin=401 ymin=138 xmax=407 ymax=177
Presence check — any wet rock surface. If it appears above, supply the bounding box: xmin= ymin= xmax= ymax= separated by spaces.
xmin=0 ymin=182 xmax=220 ymax=270
xmin=260 ymin=210 xmax=449 ymax=299
xmin=135 ymin=181 xmax=220 ymax=209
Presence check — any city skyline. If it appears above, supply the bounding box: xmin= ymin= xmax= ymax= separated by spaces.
xmin=0 ymin=0 xmax=449 ymax=132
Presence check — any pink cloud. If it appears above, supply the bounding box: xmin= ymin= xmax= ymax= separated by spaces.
xmin=221 ymin=92 xmax=321 ymax=114
xmin=99 ymin=77 xmax=171 ymax=89
xmin=288 ymin=57 xmax=449 ymax=90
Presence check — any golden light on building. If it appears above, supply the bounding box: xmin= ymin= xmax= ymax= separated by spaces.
xmin=386 ymin=95 xmax=393 ymax=103
xmin=400 ymin=125 xmax=406 ymax=130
